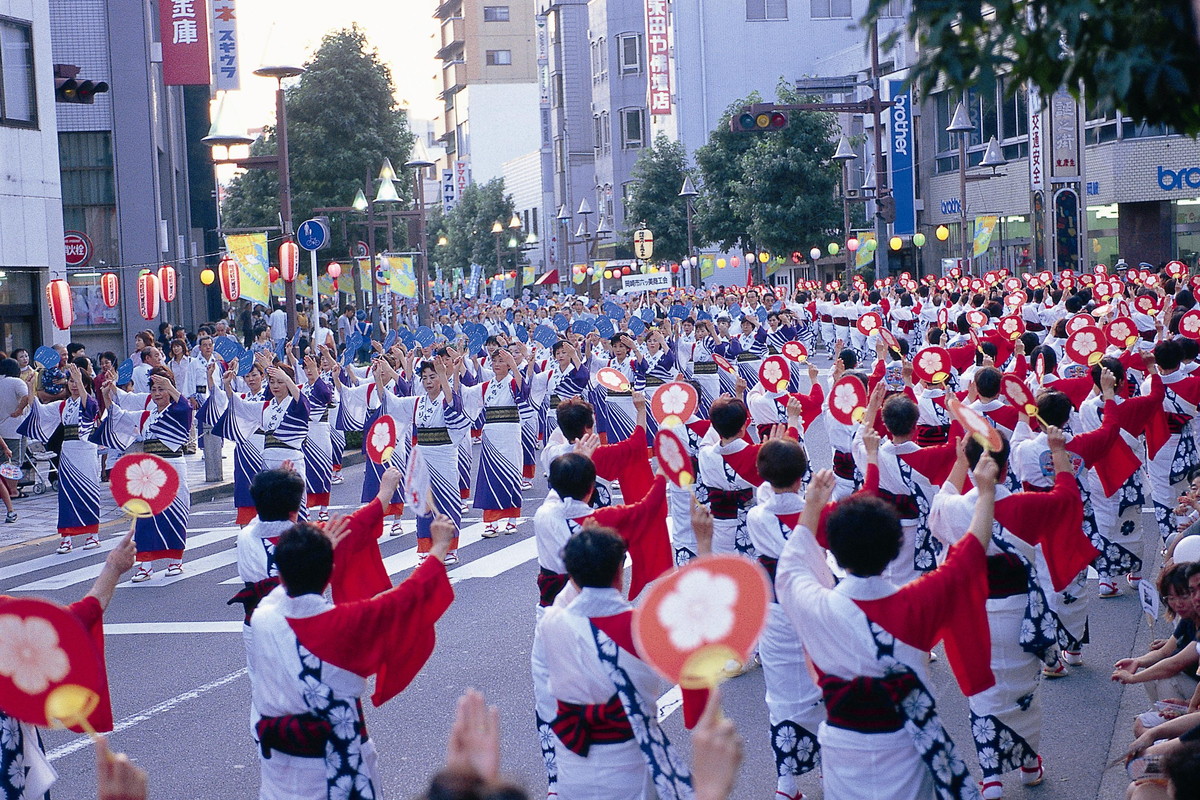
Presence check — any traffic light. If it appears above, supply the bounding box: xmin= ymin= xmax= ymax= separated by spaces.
xmin=54 ymin=64 xmax=108 ymax=104
xmin=877 ymin=194 xmax=896 ymax=224
xmin=730 ymin=104 xmax=789 ymax=133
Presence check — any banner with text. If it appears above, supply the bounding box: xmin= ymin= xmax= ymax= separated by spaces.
xmin=973 ymin=215 xmax=999 ymax=257
xmin=385 ymin=256 xmax=417 ymax=298
xmin=888 ymin=80 xmax=916 ymax=235
xmin=224 ymin=233 xmax=269 ymax=306
xmin=210 ymin=0 xmax=239 ymax=90
xmin=620 ymin=273 xmax=672 ymax=294
xmin=159 ymin=0 xmax=210 ymax=85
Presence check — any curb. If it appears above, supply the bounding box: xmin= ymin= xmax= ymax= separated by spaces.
xmin=189 ymin=450 xmax=366 ymax=504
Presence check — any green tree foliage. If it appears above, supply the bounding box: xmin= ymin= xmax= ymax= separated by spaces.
xmin=695 ymin=85 xmax=842 ymax=261
xmin=221 ymin=26 xmax=414 ymax=255
xmin=623 ymin=133 xmax=692 ymax=263
xmin=868 ymin=0 xmax=1200 ymax=135
xmin=431 ymin=179 xmax=517 ymax=279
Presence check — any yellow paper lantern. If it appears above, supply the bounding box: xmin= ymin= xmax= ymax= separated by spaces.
xmin=200 ymin=268 xmax=215 ymax=285
xmin=604 ymin=269 xmax=613 ymax=279
xmin=889 ymin=236 xmax=903 ymax=251
xmin=717 ymin=258 xmax=726 ymax=268
xmin=936 ymin=225 xmax=950 ymax=241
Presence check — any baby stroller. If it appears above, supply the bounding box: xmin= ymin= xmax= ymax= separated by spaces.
xmin=21 ymin=440 xmax=56 ymax=496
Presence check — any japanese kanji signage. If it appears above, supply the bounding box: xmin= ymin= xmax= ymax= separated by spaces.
xmin=1049 ymin=87 xmax=1080 ymax=179
xmin=211 ymin=0 xmax=239 ymax=90
xmin=644 ymin=0 xmax=671 ymax=116
xmin=159 ymin=0 xmax=210 ymax=85
xmin=1027 ymin=84 xmax=1043 ymax=191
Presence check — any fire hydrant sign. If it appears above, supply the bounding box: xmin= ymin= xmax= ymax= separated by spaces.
xmin=64 ymin=232 xmax=92 ymax=268
xmin=621 ymin=273 xmax=671 ymax=294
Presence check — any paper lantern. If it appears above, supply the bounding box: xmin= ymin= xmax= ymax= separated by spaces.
xmin=717 ymin=257 xmax=726 ymax=268
xmin=269 ymin=267 xmax=280 ymax=283
xmin=100 ymin=272 xmax=119 ymax=308
xmin=936 ymin=225 xmax=950 ymax=241
xmin=846 ymin=237 xmax=859 ymax=252
xmin=326 ymin=261 xmax=342 ymax=278
xmin=137 ymin=272 xmax=160 ymax=321
xmin=586 ymin=267 xmax=594 ymax=276
xmin=731 ymin=256 xmax=740 ymax=268
xmin=46 ymin=279 xmax=73 ymax=330
xmin=671 ymin=264 xmax=680 ymax=273
xmin=889 ymin=236 xmax=903 ymax=251
xmin=760 ymin=252 xmax=770 ymax=263
xmin=912 ymin=232 xmax=927 ymax=247
xmin=279 ymin=241 xmax=299 ymax=282
xmin=200 ymin=268 xmax=215 ymax=286
xmin=828 ymin=243 xmax=840 ymax=256
xmin=604 ymin=269 xmax=613 ymax=279
xmin=157 ymin=264 xmax=177 ymax=303
xmin=218 ymin=255 xmax=240 ymax=303
xmin=810 ymin=247 xmax=821 ymax=260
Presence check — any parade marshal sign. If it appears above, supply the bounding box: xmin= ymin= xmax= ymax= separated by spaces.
xmin=633 ymin=228 xmax=654 ymax=260
xmin=621 ymin=273 xmax=671 ymax=293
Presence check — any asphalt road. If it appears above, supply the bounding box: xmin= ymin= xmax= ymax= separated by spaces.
xmin=0 ymin=412 xmax=1161 ymax=800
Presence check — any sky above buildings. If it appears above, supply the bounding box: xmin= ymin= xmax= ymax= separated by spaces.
xmin=217 ymin=2 xmax=442 ymax=133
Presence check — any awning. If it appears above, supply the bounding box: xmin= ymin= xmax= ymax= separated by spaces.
xmin=532 ymin=269 xmax=559 ymax=286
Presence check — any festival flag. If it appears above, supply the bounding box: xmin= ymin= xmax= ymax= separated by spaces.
xmin=224 ymin=233 xmax=270 ymax=306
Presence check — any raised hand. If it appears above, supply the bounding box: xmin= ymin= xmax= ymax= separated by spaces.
xmin=572 ymin=432 xmax=602 ymax=458
xmin=445 ymin=688 xmax=501 ymax=782
xmin=690 ymin=494 xmax=715 ymax=556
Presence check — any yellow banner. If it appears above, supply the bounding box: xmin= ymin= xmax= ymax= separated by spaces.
xmin=855 ymin=233 xmax=877 ymax=270
xmin=523 ymin=266 xmax=535 ymax=285
xmin=973 ymin=215 xmax=999 ymax=257
xmin=765 ymin=256 xmax=784 ymax=277
xmin=224 ymin=233 xmax=270 ymax=307
xmin=297 ymin=272 xmax=338 ymax=299
xmin=384 ymin=256 xmax=417 ymax=298
xmin=592 ymin=261 xmax=606 ymax=283
xmin=700 ymin=254 xmax=715 ymax=280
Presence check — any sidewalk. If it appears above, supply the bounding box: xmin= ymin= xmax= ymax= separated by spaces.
xmin=0 ymin=443 xmax=365 ymax=550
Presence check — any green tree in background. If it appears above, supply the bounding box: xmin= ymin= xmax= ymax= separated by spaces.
xmin=623 ymin=133 xmax=693 ymax=264
xmin=695 ymin=85 xmax=842 ymax=266
xmin=868 ymin=0 xmax=1200 ymax=135
xmin=221 ymin=26 xmax=414 ymax=256
xmin=431 ymin=179 xmax=517 ymax=279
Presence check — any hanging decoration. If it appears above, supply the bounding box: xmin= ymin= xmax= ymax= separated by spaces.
xmin=46 ymin=278 xmax=73 ymax=330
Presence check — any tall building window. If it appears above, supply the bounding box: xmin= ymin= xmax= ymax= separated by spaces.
xmin=601 ymin=111 xmax=611 ymax=154
xmin=747 ymin=0 xmax=788 ymax=20
xmin=809 ymin=0 xmax=850 ymax=19
xmin=877 ymin=0 xmax=905 ymax=17
xmin=483 ymin=6 xmax=510 ymax=21
xmin=486 ymin=49 xmax=512 ymax=66
xmin=620 ymin=108 xmax=644 ymax=149
xmin=0 ymin=17 xmax=37 ymax=126
xmin=617 ymin=34 xmax=642 ymax=75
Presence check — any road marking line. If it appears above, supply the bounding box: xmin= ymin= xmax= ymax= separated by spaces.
xmin=448 ymin=538 xmax=537 ymax=583
xmin=105 ymin=621 xmax=243 ymax=634
xmin=46 ymin=668 xmax=248 ymax=762
xmin=656 ymin=685 xmax=682 ymax=722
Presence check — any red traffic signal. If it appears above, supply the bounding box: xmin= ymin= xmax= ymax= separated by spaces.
xmin=54 ymin=64 xmax=108 ymax=104
xmin=730 ymin=104 xmax=789 ymax=133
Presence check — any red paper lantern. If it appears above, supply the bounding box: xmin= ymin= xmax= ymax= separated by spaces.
xmin=218 ymin=255 xmax=240 ymax=303
xmin=279 ymin=241 xmax=299 ymax=282
xmin=671 ymin=264 xmax=680 ymax=273
xmin=100 ymin=272 xmax=119 ymax=308
xmin=326 ymin=261 xmax=342 ymax=278
xmin=157 ymin=264 xmax=177 ymax=303
xmin=622 ymin=266 xmax=632 ymax=276
xmin=137 ymin=272 xmax=160 ymax=321
xmin=46 ymin=278 xmax=73 ymax=330
xmin=269 ymin=267 xmax=280 ymax=283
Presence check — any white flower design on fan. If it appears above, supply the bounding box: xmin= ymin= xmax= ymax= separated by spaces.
xmin=371 ymin=419 xmax=395 ymax=452
xmin=657 ymin=568 xmax=737 ymax=650
xmin=832 ymin=383 xmax=859 ymax=415
xmin=860 ymin=315 xmax=877 ymax=331
xmin=125 ymin=459 xmax=167 ymax=500
xmin=0 ymin=615 xmax=70 ymax=694
xmin=658 ymin=433 xmax=686 ymax=472
xmin=918 ymin=351 xmax=942 ymax=376
xmin=659 ymin=385 xmax=691 ymax=416
xmin=1111 ymin=322 xmax=1131 ymax=341
xmin=1184 ymin=315 xmax=1200 ymax=336
xmin=761 ymin=360 xmax=784 ymax=386
xmin=1073 ymin=331 xmax=1097 ymax=354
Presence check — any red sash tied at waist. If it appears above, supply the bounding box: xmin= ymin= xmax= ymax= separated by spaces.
xmin=832 ymin=449 xmax=857 ymax=481
xmin=896 ymin=319 xmax=916 ymax=333
xmin=915 ymin=423 xmax=950 ymax=447
xmin=1020 ymin=482 xmax=1053 ymax=493
xmin=550 ymin=694 xmax=634 ymax=756
xmin=833 ymin=317 xmax=850 ymax=328
xmin=707 ymin=487 xmax=754 ymax=520
xmin=227 ymin=576 xmax=282 ymax=626
xmin=819 ymin=671 xmax=918 ymax=734
xmin=820 ymin=314 xmax=834 ymax=323
xmin=537 ymin=567 xmax=569 ymax=608
xmin=1168 ymin=412 xmax=1192 ymax=435
xmin=986 ymin=553 xmax=1028 ymax=599
xmin=876 ymin=488 xmax=920 ymax=520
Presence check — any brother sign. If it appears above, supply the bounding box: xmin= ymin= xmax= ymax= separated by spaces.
xmin=1158 ymin=166 xmax=1200 ymax=191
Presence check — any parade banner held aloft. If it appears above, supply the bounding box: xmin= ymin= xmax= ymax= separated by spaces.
xmin=224 ymin=233 xmax=270 ymax=306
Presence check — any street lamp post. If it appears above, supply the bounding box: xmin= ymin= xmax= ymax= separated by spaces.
xmin=833 ymin=136 xmax=858 ymax=287
xmin=253 ymin=65 xmax=305 ymax=338
xmin=946 ymin=101 xmax=1007 ymax=277
xmin=679 ymin=176 xmax=699 ymax=288
xmin=508 ymin=213 xmax=524 ymax=297
xmin=405 ymin=150 xmax=436 ymax=327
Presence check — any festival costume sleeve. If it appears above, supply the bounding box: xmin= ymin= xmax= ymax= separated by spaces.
xmin=66 ymin=596 xmax=113 ymax=732
xmin=114 ymin=389 xmax=151 ymax=411
xmin=946 ymin=344 xmax=977 ymax=374
xmin=328 ymin=498 xmax=391 ymax=604
xmin=15 ymin=397 xmax=62 ymax=442
xmin=790 ymin=384 xmax=824 ymax=432
xmin=814 ymin=462 xmax=880 ymax=548
xmin=1053 ymin=374 xmax=1096 ymax=410
xmin=592 ymin=425 xmax=655 ymax=502
xmin=1010 ymin=354 xmax=1028 ymax=380
xmin=460 ymin=383 xmax=485 ymax=421
xmin=89 ymin=402 xmax=140 ymax=450
xmin=866 ymin=358 xmax=886 ymax=394
xmin=855 ymin=535 xmax=994 ymax=695
xmin=982 ymin=331 xmax=1014 ymax=366
xmin=897 ymin=439 xmax=959 ymax=488
xmin=994 ymin=472 xmax=1095 ymax=592
xmin=335 ymin=381 xmax=371 ymax=432
xmin=288 ymin=556 xmax=454 ymax=706
xmin=588 ymin=475 xmax=672 ymax=598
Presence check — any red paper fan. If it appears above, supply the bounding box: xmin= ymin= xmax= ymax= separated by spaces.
xmin=782 ymin=341 xmax=808 ymax=362
xmin=1061 ymin=276 xmax=1075 ymax=290
xmin=654 ymin=428 xmax=695 ymax=488
xmin=1005 ymin=291 xmax=1027 ymax=308
xmin=912 ymin=346 xmax=952 ymax=384
xmin=1180 ymin=310 xmax=1200 ymax=341
xmin=1064 ymin=313 xmax=1093 ymax=336
xmin=945 ymin=394 xmax=1003 ymax=453
xmin=856 ymin=312 xmax=882 ymax=336
xmin=1167 ymin=260 xmax=1187 ymax=279
xmin=1134 ymin=295 xmax=1160 ymax=316
xmin=937 ymin=307 xmax=949 ymax=328
xmin=998 ymin=315 xmax=1025 ymax=340
xmin=949 ymin=267 xmax=962 ymax=279
xmin=632 ymin=554 xmax=770 ymax=688
xmin=712 ymin=354 xmax=737 ymax=376
xmin=1191 ymin=275 xmax=1200 ymax=294
xmin=110 ymin=453 xmax=179 ymax=518
xmin=651 ymin=381 xmax=699 ymax=427
xmin=1094 ymin=263 xmax=1108 ymax=274
xmin=879 ymin=326 xmax=901 ymax=353
xmin=366 ymin=414 xmax=399 ymax=464
xmin=1004 ymin=276 xmax=1021 ymax=293
xmin=1066 ymin=326 xmax=1105 ymax=367
xmin=1001 ymin=373 xmax=1038 ymax=416
xmin=1145 ymin=275 xmax=1160 ymax=288
xmin=1094 ymin=281 xmax=1112 ymax=299
xmin=1028 ymin=276 xmax=1042 ymax=290
xmin=596 ymin=367 xmax=631 ymax=392
xmin=1034 ymin=353 xmax=1046 ymax=384
xmin=828 ymin=375 xmax=868 ymax=424
xmin=970 ymin=278 xmax=984 ymax=293
xmin=0 ymin=597 xmax=105 ymax=730
xmin=965 ymin=309 xmax=988 ymax=328
xmin=758 ymin=355 xmax=791 ymax=393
